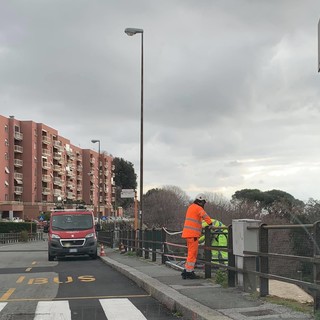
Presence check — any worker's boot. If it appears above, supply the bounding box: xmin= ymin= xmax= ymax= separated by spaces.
xmin=181 ymin=269 xmax=187 ymax=279
xmin=186 ymin=271 xmax=197 ymax=279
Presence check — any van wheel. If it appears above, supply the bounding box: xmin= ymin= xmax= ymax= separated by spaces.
xmin=90 ymin=251 xmax=97 ymax=260
xmin=48 ymin=253 xmax=54 ymax=261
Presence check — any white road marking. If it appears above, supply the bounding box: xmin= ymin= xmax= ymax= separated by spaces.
xmin=34 ymin=301 xmax=71 ymax=320
xmin=0 ymin=302 xmax=7 ymax=312
xmin=99 ymin=298 xmax=147 ymax=320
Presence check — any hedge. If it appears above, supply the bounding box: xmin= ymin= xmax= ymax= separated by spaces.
xmin=0 ymin=222 xmax=37 ymax=233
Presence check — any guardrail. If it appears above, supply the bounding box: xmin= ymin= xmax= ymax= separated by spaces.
xmin=0 ymin=232 xmax=44 ymax=244
xmin=98 ymin=221 xmax=320 ymax=314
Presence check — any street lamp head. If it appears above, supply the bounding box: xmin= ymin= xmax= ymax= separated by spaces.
xmin=91 ymin=139 xmax=100 ymax=144
xmin=125 ymin=28 xmax=144 ymax=36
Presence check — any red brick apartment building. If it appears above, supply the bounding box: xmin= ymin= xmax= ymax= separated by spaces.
xmin=0 ymin=115 xmax=115 ymax=221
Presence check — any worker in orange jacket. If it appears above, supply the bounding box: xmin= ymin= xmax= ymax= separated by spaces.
xmin=181 ymin=193 xmax=213 ymax=279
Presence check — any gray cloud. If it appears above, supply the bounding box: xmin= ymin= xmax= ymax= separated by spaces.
xmin=1 ymin=0 xmax=320 ymax=201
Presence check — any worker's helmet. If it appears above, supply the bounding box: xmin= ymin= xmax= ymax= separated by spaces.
xmin=195 ymin=193 xmax=207 ymax=203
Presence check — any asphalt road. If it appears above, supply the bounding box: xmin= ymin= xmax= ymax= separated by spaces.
xmin=0 ymin=241 xmax=182 ymax=319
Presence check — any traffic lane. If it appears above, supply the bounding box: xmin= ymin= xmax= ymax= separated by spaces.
xmin=53 ymin=258 xmax=183 ymax=319
xmin=54 ymin=257 xmax=148 ymax=297
xmin=67 ymin=297 xmax=182 ymax=320
xmin=0 ymin=256 xmax=182 ymax=319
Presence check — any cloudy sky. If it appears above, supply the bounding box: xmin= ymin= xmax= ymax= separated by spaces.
xmin=1 ymin=1 xmax=320 ymax=202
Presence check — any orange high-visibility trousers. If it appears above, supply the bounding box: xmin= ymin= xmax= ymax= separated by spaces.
xmin=185 ymin=237 xmax=199 ymax=272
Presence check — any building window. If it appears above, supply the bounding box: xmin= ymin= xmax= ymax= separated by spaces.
xmin=5 ymin=181 xmax=9 ymax=187
xmin=5 ymin=194 xmax=8 ymax=201
xmin=5 ymin=167 xmax=10 ymax=174
xmin=5 ymin=139 xmax=9 ymax=146
xmin=5 ymin=125 xmax=8 ymax=132
xmin=5 ymin=152 xmax=8 ymax=160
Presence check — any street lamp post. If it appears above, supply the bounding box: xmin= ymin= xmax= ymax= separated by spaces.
xmin=125 ymin=27 xmax=144 ymax=236
xmin=91 ymin=139 xmax=101 ymax=224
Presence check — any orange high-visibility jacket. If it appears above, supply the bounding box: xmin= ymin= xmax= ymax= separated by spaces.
xmin=182 ymin=203 xmax=212 ymax=238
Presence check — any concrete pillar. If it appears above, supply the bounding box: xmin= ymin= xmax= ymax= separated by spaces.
xmin=232 ymin=219 xmax=261 ymax=293
xmin=9 ymin=210 xmax=14 ymax=221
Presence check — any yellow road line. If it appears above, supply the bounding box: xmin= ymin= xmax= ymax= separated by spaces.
xmin=0 ymin=293 xmax=151 ymax=302
xmin=16 ymin=276 xmax=25 ymax=284
xmin=0 ymin=288 xmax=15 ymax=301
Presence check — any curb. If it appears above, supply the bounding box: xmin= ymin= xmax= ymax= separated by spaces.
xmin=99 ymin=256 xmax=231 ymax=320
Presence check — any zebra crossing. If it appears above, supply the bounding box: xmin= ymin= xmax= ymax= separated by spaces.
xmin=0 ymin=298 xmax=147 ymax=320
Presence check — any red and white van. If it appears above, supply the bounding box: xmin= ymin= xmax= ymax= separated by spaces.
xmin=44 ymin=208 xmax=99 ymax=261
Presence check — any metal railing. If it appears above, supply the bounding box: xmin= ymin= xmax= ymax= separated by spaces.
xmin=0 ymin=232 xmax=44 ymax=244
xmin=98 ymin=221 xmax=320 ymax=314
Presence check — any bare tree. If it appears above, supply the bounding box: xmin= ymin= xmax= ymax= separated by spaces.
xmin=143 ymin=188 xmax=187 ymax=229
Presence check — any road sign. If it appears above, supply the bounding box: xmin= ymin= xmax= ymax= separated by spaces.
xmin=121 ymin=189 xmax=135 ymax=198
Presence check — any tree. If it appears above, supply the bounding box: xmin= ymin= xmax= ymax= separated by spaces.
xmin=143 ymin=187 xmax=187 ymax=229
xmin=113 ymin=157 xmax=137 ymax=210
xmin=231 ymin=188 xmax=304 ymax=221
xmin=162 ymin=185 xmax=190 ymax=205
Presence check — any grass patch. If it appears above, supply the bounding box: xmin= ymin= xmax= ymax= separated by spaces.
xmin=125 ymin=251 xmax=136 ymax=256
xmin=262 ymin=295 xmax=313 ymax=315
xmin=172 ymin=310 xmax=183 ymax=318
xmin=214 ymin=269 xmax=228 ymax=288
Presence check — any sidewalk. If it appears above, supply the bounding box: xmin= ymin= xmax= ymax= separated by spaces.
xmin=100 ymin=248 xmax=314 ymax=320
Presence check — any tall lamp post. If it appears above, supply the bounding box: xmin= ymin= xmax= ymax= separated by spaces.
xmin=91 ymin=139 xmax=101 ymax=223
xmin=125 ymin=27 xmax=144 ymax=235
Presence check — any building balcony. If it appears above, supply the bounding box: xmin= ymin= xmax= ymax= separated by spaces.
xmin=14 ymin=186 xmax=23 ymax=194
xmin=53 ymin=140 xmax=62 ymax=147
xmin=53 ymin=152 xmax=62 ymax=160
xmin=66 ymin=192 xmax=75 ymax=199
xmin=14 ymin=145 xmax=23 ymax=153
xmin=42 ymin=162 xmax=50 ymax=170
xmin=42 ymin=149 xmax=51 ymax=156
xmin=53 ymin=189 xmax=62 ymax=197
xmin=66 ymin=171 xmax=74 ymax=178
xmin=14 ymin=172 xmax=23 ymax=180
xmin=53 ymin=165 xmax=61 ymax=172
xmin=14 ymin=132 xmax=23 ymax=141
xmin=42 ymin=175 xmax=51 ymax=182
xmin=14 ymin=159 xmax=23 ymax=167
xmin=67 ymin=182 xmax=74 ymax=189
xmin=42 ymin=187 xmax=50 ymax=195
xmin=53 ymin=177 xmax=63 ymax=186
xmin=42 ymin=136 xmax=51 ymax=145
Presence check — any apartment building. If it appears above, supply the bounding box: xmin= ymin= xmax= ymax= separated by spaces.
xmin=0 ymin=115 xmax=115 ymax=221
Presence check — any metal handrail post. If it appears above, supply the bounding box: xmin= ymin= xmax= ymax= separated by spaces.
xmin=204 ymin=226 xmax=212 ymax=278
xmin=313 ymin=221 xmax=320 ymax=313
xmin=152 ymin=228 xmax=156 ymax=262
xmin=228 ymin=225 xmax=236 ymax=287
xmin=259 ymin=223 xmax=269 ymax=297
xmin=161 ymin=228 xmax=167 ymax=264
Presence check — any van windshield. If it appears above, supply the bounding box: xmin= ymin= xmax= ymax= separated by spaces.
xmin=51 ymin=214 xmax=93 ymax=231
